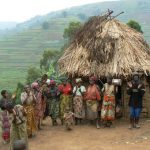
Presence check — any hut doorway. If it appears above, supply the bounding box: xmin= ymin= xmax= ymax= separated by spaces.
xmin=115 ymin=85 xmax=123 ymax=119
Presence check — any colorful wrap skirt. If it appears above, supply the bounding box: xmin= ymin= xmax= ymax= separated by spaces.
xmin=73 ymin=96 xmax=85 ymax=119
xmin=60 ymin=95 xmax=72 ymax=119
xmin=10 ymin=122 xmax=28 ymax=150
xmin=101 ymin=95 xmax=115 ymax=121
xmin=24 ymin=105 xmax=37 ymax=136
xmin=86 ymin=100 xmax=98 ymax=120
xmin=48 ymin=98 xmax=60 ymax=120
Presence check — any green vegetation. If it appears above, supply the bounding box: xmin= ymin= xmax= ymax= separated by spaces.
xmin=26 ymin=67 xmax=42 ymax=84
xmin=15 ymin=82 xmax=24 ymax=104
xmin=63 ymin=21 xmax=82 ymax=41
xmin=40 ymin=49 xmax=59 ymax=71
xmin=0 ymin=0 xmax=149 ymax=92
xmin=0 ymin=16 xmax=79 ymax=91
xmin=127 ymin=20 xmax=143 ymax=33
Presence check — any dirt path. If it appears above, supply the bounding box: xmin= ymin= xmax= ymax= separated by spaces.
xmin=1 ymin=118 xmax=150 ymax=150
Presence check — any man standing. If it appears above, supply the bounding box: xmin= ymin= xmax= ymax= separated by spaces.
xmin=127 ymin=72 xmax=145 ymax=129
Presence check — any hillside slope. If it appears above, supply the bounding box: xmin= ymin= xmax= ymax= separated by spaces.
xmin=0 ymin=0 xmax=150 ymax=90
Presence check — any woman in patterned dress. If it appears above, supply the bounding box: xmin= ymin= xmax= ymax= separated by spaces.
xmin=101 ymin=76 xmax=116 ymax=127
xmin=84 ymin=76 xmax=101 ymax=129
xmin=47 ymin=80 xmax=60 ymax=126
xmin=59 ymin=79 xmax=72 ymax=125
xmin=31 ymin=82 xmax=43 ymax=130
xmin=21 ymin=85 xmax=37 ymax=138
xmin=73 ymin=78 xmax=86 ymax=125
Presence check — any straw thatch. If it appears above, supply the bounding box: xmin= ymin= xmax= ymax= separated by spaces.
xmin=58 ymin=15 xmax=150 ymax=78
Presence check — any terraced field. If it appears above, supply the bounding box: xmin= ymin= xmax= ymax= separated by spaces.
xmin=0 ymin=0 xmax=149 ymax=91
xmin=0 ymin=17 xmax=79 ymax=91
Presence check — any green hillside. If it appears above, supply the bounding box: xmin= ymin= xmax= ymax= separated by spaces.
xmin=0 ymin=16 xmax=79 ymax=90
xmin=0 ymin=0 xmax=150 ymax=91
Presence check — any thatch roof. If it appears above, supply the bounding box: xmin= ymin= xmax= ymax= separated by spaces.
xmin=58 ymin=14 xmax=150 ymax=78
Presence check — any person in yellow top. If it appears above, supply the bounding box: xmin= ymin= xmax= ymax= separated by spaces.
xmin=21 ymin=85 xmax=37 ymax=138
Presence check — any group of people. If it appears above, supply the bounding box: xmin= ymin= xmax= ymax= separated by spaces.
xmin=0 ymin=72 xmax=146 ymax=150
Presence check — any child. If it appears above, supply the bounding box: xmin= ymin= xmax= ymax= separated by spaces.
xmin=0 ymin=90 xmax=11 ymax=144
xmin=64 ymin=107 xmax=74 ymax=130
xmin=13 ymin=140 xmax=27 ymax=150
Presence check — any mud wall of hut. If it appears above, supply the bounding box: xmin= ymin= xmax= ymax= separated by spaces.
xmin=123 ymin=78 xmax=150 ymax=119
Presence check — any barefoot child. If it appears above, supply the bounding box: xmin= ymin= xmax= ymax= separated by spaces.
xmin=64 ymin=107 xmax=74 ymax=130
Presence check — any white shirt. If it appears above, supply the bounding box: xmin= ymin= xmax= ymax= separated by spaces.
xmin=73 ymin=86 xmax=86 ymax=96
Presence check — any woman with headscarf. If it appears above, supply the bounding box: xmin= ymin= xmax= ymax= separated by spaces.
xmin=127 ymin=72 xmax=145 ymax=129
xmin=84 ymin=76 xmax=101 ymax=129
xmin=31 ymin=82 xmax=43 ymax=130
xmin=101 ymin=76 xmax=116 ymax=127
xmin=59 ymin=78 xmax=72 ymax=125
xmin=47 ymin=80 xmax=60 ymax=126
xmin=21 ymin=85 xmax=37 ymax=138
xmin=0 ymin=101 xmax=28 ymax=150
xmin=73 ymin=78 xmax=86 ymax=125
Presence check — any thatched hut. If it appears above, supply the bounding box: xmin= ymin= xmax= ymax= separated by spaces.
xmin=58 ymin=13 xmax=150 ymax=118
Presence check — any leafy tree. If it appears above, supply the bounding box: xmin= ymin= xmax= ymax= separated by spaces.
xmin=42 ymin=21 xmax=49 ymax=30
xmin=127 ymin=20 xmax=143 ymax=33
xmin=26 ymin=67 xmax=41 ymax=84
xmin=63 ymin=21 xmax=82 ymax=41
xmin=40 ymin=50 xmax=59 ymax=71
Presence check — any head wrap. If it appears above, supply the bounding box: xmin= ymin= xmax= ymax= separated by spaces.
xmin=31 ymin=82 xmax=39 ymax=89
xmin=75 ymin=78 xmax=82 ymax=83
xmin=50 ymin=80 xmax=56 ymax=85
xmin=46 ymin=79 xmax=51 ymax=85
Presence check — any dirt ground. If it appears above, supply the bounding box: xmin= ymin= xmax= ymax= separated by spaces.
xmin=1 ymin=118 xmax=150 ymax=150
